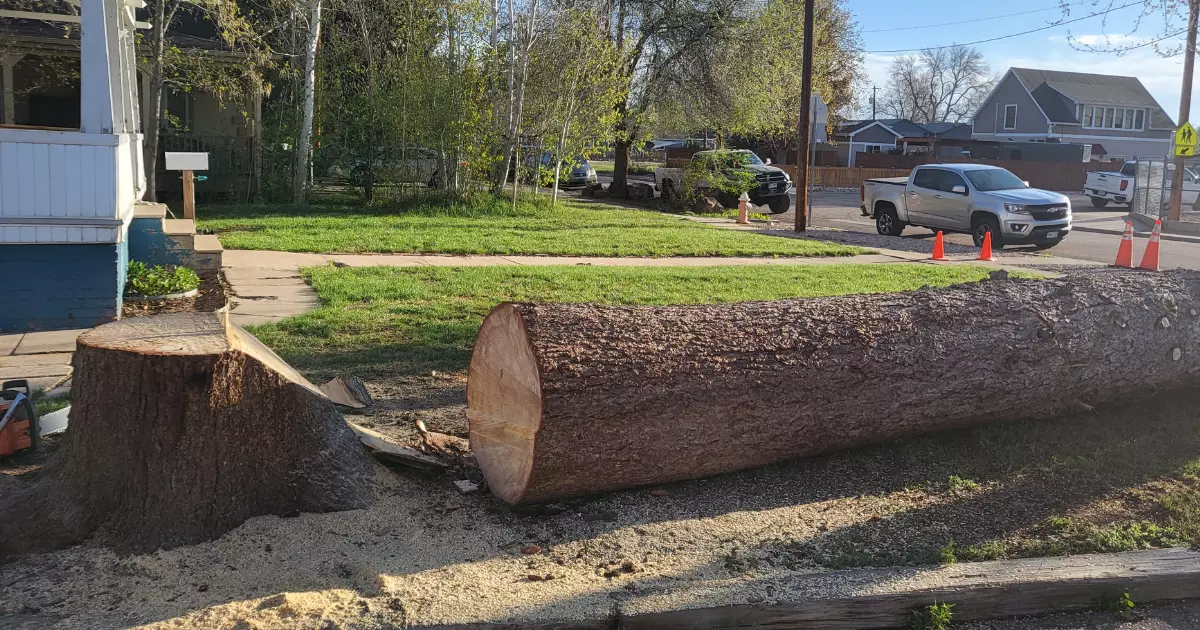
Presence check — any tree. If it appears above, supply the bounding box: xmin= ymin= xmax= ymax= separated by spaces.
xmin=878 ymin=45 xmax=993 ymax=124
xmin=649 ymin=0 xmax=863 ymax=152
xmin=141 ymin=1 xmax=265 ymax=200
xmin=292 ymin=0 xmax=321 ymax=203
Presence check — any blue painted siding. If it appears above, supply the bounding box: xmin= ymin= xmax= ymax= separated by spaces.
xmin=0 ymin=241 xmax=128 ymax=332
xmin=127 ymin=217 xmax=187 ymax=266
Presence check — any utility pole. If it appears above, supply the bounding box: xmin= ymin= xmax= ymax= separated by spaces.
xmin=871 ymin=85 xmax=878 ymax=120
xmin=1169 ymin=0 xmax=1199 ymax=221
xmin=795 ymin=0 xmax=815 ymax=232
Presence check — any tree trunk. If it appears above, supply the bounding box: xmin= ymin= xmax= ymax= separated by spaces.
xmin=142 ymin=3 xmax=169 ymax=203
xmin=0 ymin=313 xmax=376 ymax=557
xmin=468 ymin=270 xmax=1200 ymax=505
xmin=610 ymin=136 xmax=631 ymax=198
xmin=293 ymin=0 xmax=322 ymax=204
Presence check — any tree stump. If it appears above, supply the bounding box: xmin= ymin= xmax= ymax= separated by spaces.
xmin=0 ymin=312 xmax=376 ymax=557
xmin=468 ymin=270 xmax=1200 ymax=505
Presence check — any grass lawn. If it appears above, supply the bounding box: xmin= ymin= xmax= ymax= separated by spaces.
xmin=197 ymin=195 xmax=832 ymax=257
xmin=249 ymin=263 xmax=1008 ymax=380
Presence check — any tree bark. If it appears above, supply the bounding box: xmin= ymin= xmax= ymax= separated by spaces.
xmin=0 ymin=313 xmax=376 ymax=557
xmin=293 ymin=0 xmax=322 ymax=204
xmin=468 ymin=270 xmax=1200 ymax=505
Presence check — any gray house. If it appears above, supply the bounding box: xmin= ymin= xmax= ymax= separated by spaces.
xmin=971 ymin=68 xmax=1174 ymax=160
xmin=833 ymin=119 xmax=972 ymax=166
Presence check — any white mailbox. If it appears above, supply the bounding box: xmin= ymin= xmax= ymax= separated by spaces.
xmin=165 ymin=152 xmax=210 ymax=171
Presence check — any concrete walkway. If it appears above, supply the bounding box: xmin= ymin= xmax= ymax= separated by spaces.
xmin=0 ymin=329 xmax=81 ymax=391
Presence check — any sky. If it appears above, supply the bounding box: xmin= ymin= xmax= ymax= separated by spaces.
xmin=849 ymin=0 xmax=1192 ymax=121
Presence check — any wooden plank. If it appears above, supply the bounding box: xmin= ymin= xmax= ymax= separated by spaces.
xmin=31 ymin=142 xmax=50 ymax=217
xmin=48 ymin=143 xmax=66 ymax=217
xmin=621 ymin=548 xmax=1200 ymax=630
xmin=346 ymin=422 xmax=447 ymax=470
xmin=0 ymin=143 xmax=15 ymax=216
xmin=16 ymin=142 xmax=34 ymax=214
xmin=64 ymin=144 xmax=82 ymax=216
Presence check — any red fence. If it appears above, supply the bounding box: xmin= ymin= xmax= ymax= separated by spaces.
xmin=853 ymin=153 xmax=1124 ymax=191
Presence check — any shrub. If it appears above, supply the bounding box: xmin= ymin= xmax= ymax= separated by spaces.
xmin=678 ymin=150 xmax=760 ymax=209
xmin=126 ymin=261 xmax=201 ymax=297
xmin=910 ymin=602 xmax=954 ymax=630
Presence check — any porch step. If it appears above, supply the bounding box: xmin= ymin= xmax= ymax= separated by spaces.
xmin=162 ymin=219 xmax=196 ymax=236
xmin=193 ymin=234 xmax=223 ymax=254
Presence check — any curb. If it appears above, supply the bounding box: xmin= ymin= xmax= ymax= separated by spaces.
xmin=1073 ymin=224 xmax=1200 ymax=245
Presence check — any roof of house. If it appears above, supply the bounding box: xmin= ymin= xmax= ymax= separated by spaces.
xmin=0 ymin=17 xmax=241 ymax=55
xmin=1009 ymin=67 xmax=1174 ymax=129
xmin=836 ymin=119 xmax=972 ymax=140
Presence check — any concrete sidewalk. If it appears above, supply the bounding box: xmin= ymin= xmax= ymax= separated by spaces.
xmin=1071 ymin=212 xmax=1200 ymax=244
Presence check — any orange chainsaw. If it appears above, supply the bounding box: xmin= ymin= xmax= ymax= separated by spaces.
xmin=0 ymin=380 xmax=40 ymax=457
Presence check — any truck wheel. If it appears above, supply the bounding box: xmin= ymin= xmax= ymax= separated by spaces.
xmin=876 ymin=207 xmax=905 ymax=236
xmin=1090 ymin=197 xmax=1109 ymax=208
xmin=972 ymin=215 xmax=1005 ymax=250
xmin=768 ymin=196 xmax=791 ymax=214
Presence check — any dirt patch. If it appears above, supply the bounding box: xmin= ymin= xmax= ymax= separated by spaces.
xmin=3 ymin=378 xmax=1197 ymax=629
xmin=121 ymin=271 xmax=230 ymax=319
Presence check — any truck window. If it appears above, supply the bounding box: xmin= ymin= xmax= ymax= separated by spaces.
xmin=936 ymin=171 xmax=967 ymax=193
xmin=912 ymin=168 xmax=939 ymax=189
xmin=1120 ymin=162 xmax=1136 ymax=177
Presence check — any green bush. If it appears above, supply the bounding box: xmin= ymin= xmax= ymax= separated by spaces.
xmin=909 ymin=602 xmax=954 ymax=630
xmin=677 ymin=150 xmax=760 ymax=210
xmin=126 ymin=261 xmax=201 ymax=297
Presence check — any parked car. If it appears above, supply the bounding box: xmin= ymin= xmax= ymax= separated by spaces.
xmin=654 ymin=149 xmax=793 ymax=214
xmin=1084 ymin=160 xmax=1200 ymax=208
xmin=861 ymin=164 xmax=1071 ymax=250
xmin=538 ymin=154 xmax=597 ymax=187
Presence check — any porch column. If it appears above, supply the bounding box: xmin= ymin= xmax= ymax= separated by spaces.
xmin=0 ymin=54 xmax=21 ymax=125
xmin=81 ymin=0 xmax=121 ymax=133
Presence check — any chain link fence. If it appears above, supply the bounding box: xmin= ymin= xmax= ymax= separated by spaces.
xmin=1129 ymin=154 xmax=1200 ymax=222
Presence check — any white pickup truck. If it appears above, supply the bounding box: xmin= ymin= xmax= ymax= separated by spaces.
xmin=1084 ymin=160 xmax=1200 ymax=208
xmin=861 ymin=163 xmax=1071 ymax=250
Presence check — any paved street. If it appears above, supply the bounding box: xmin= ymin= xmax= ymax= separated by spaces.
xmin=774 ymin=190 xmax=1200 ymax=270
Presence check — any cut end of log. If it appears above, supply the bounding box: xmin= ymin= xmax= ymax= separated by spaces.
xmin=467 ymin=303 xmax=542 ymax=505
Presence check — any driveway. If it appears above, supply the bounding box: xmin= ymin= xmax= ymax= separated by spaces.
xmin=774 ymin=191 xmax=1200 ymax=270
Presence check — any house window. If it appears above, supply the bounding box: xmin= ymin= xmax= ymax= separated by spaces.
xmin=1082 ymin=106 xmax=1146 ymax=131
xmin=1003 ymin=104 xmax=1018 ymax=130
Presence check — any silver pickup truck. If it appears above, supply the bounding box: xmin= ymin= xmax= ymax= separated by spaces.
xmin=860 ymin=164 xmax=1072 ymax=250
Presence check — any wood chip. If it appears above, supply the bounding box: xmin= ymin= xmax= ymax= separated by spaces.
xmin=453 ymin=480 xmax=480 ymax=494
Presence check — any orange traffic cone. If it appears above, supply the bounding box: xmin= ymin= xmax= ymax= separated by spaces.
xmin=1139 ymin=219 xmax=1162 ymax=271
xmin=930 ymin=231 xmax=947 ymax=261
xmin=977 ymin=231 xmax=996 ymax=262
xmin=1114 ymin=221 xmax=1134 ymax=268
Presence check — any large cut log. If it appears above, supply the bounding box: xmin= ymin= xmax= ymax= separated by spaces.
xmin=0 ymin=312 xmax=376 ymax=557
xmin=468 ymin=270 xmax=1200 ymax=505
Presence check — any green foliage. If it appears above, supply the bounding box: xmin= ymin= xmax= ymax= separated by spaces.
xmin=125 ymin=261 xmax=201 ymax=297
xmin=1095 ymin=592 xmax=1135 ymax=620
xmin=909 ymin=603 xmax=954 ymax=630
xmin=678 ymin=150 xmax=761 ymax=207
xmin=946 ymin=475 xmax=980 ymax=493
xmin=937 ymin=540 xmax=957 ymax=565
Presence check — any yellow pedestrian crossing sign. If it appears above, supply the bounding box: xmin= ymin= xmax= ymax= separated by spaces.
xmin=1176 ymin=122 xmax=1198 ymax=156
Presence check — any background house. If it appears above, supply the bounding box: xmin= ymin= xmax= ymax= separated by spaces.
xmin=971 ymin=67 xmax=1174 ymax=160
xmin=832 ymin=119 xmax=972 ymax=166
xmin=0 ymin=19 xmax=260 ymax=202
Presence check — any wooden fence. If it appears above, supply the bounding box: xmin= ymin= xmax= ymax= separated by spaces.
xmin=853 ymin=153 xmax=1123 ymax=191
xmin=779 ymin=166 xmax=911 ymax=188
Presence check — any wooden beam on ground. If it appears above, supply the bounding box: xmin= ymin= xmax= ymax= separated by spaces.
xmin=619 ymin=548 xmax=1200 ymax=630
xmin=348 ymin=422 xmax=448 ymax=470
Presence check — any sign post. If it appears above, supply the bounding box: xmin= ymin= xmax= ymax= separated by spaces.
xmin=165 ymin=152 xmax=209 ymax=219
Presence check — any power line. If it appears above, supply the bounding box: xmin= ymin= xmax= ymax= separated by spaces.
xmin=863 ymin=2 xmax=1085 ymax=34
xmin=865 ymin=1 xmax=1143 ymax=54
